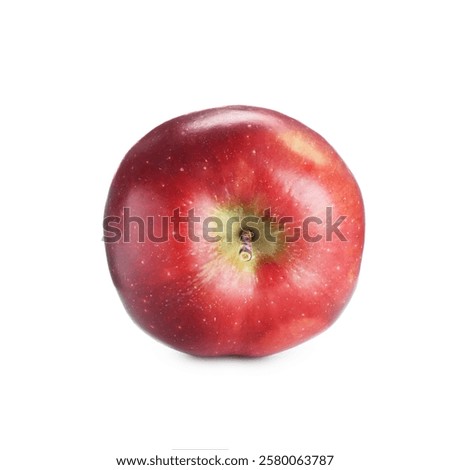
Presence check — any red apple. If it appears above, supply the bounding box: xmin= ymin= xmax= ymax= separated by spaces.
xmin=104 ymin=106 xmax=364 ymax=357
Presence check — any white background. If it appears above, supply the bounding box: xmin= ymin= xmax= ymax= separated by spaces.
xmin=1 ymin=1 xmax=449 ymax=469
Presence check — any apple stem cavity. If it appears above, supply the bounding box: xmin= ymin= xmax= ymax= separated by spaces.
xmin=239 ymin=230 xmax=253 ymax=262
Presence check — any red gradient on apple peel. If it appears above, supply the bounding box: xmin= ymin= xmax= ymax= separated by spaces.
xmin=104 ymin=106 xmax=365 ymax=357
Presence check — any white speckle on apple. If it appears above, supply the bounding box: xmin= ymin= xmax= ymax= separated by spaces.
xmin=180 ymin=167 xmax=185 ymax=171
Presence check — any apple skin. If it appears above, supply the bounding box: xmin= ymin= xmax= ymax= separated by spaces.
xmin=104 ymin=106 xmax=364 ymax=357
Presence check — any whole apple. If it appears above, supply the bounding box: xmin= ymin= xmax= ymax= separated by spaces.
xmin=104 ymin=106 xmax=364 ymax=357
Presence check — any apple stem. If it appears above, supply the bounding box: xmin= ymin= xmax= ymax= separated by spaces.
xmin=239 ymin=230 xmax=253 ymax=261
